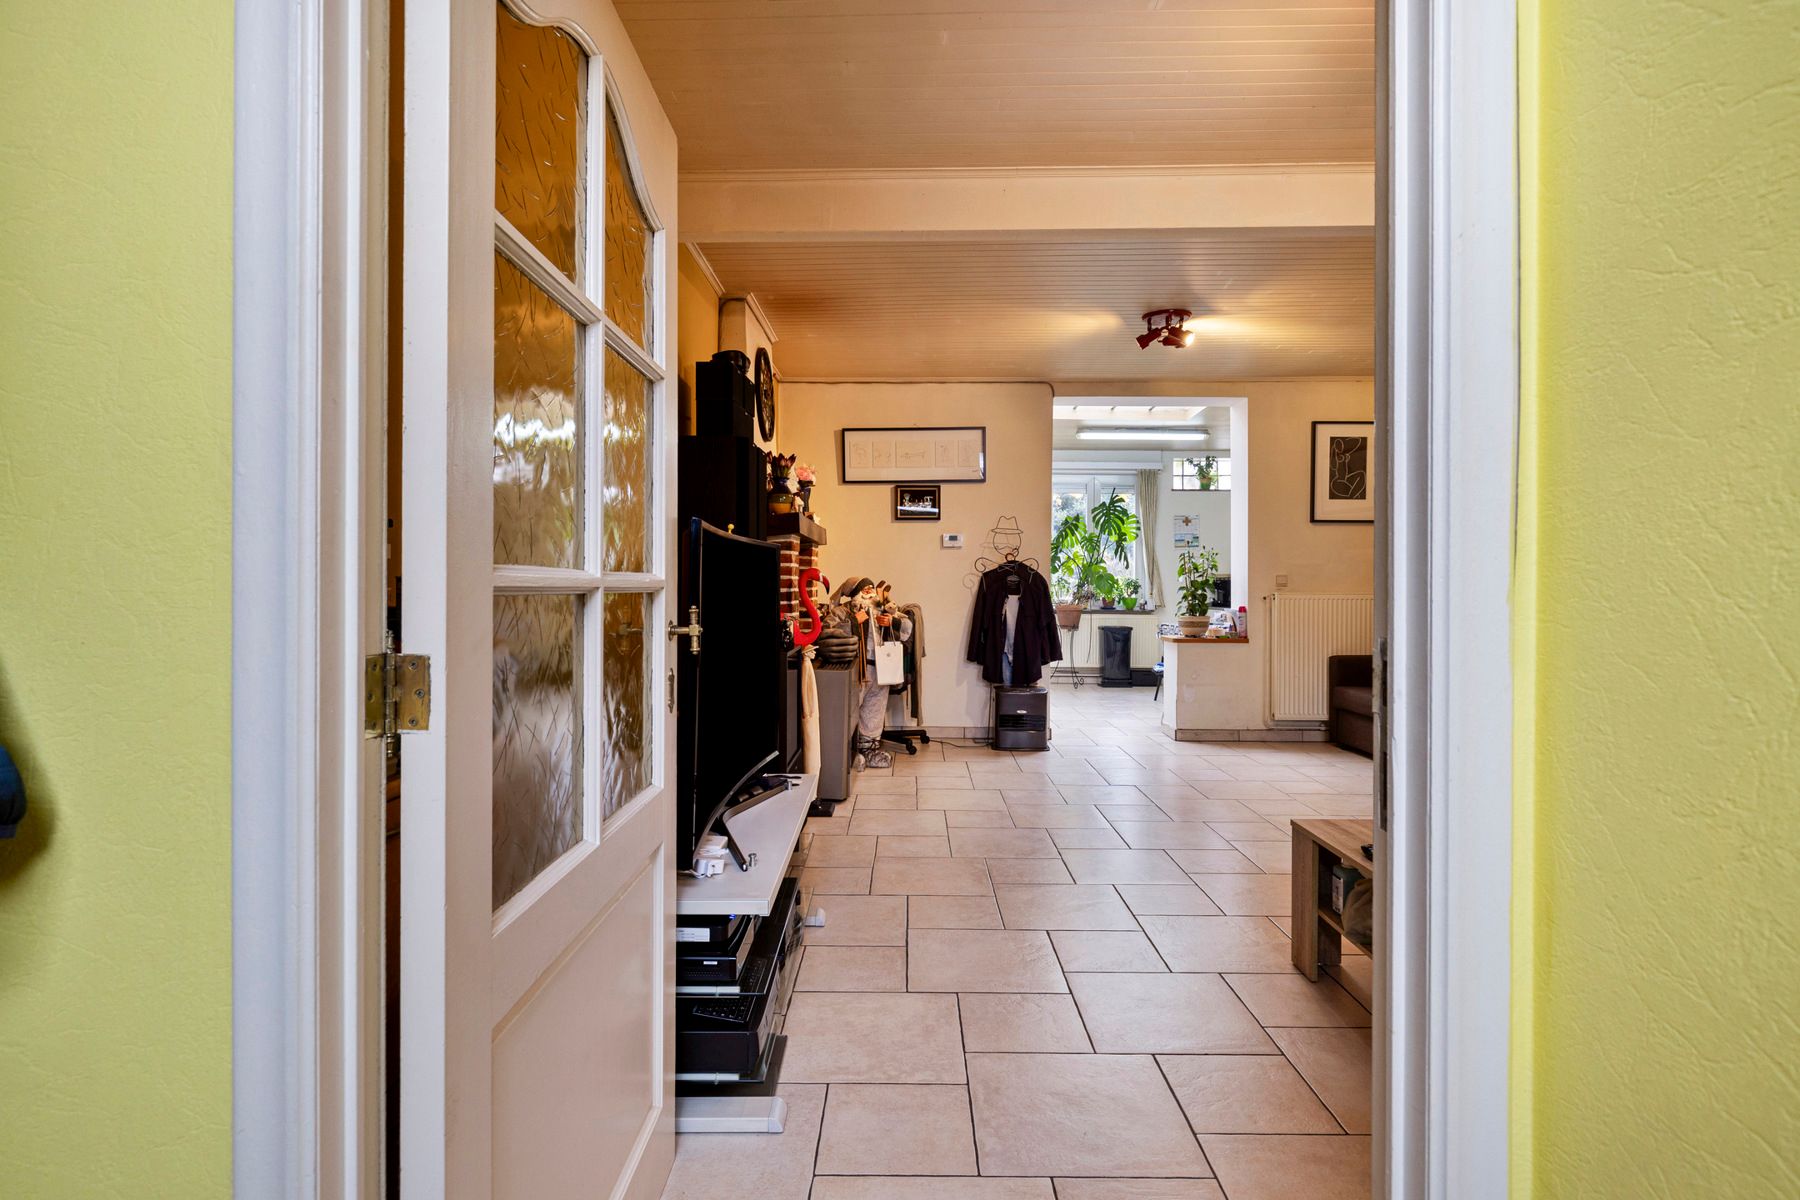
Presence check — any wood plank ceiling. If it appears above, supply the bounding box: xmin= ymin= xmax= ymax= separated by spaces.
xmin=619 ymin=0 xmax=1376 ymax=380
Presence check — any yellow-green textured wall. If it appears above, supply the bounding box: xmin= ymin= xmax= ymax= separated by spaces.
xmin=0 ymin=1 xmax=234 ymax=1194
xmin=1524 ymin=1 xmax=1799 ymax=1195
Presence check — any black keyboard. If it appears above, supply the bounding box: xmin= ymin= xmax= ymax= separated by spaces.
xmin=688 ymin=997 xmax=757 ymax=1026
xmin=735 ymin=954 xmax=773 ymax=997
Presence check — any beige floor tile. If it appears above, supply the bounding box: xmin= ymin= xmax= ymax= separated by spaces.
xmin=916 ymin=788 xmax=1007 ymax=811
xmin=957 ymin=992 xmax=1092 ymax=1053
xmin=893 ymin=760 xmax=971 ymax=777
xmin=800 ymin=867 xmax=873 ymax=895
xmin=1190 ymin=780 xmax=1289 ymax=801
xmin=1170 ymin=850 xmax=1263 ymax=875
xmin=815 ymin=1084 xmax=977 ymax=1176
xmin=907 ymin=928 xmax=1068 ymax=993
xmin=1058 ymin=848 xmax=1192 ymax=885
xmin=966 ymin=1053 xmax=1210 ymax=1178
xmin=806 ymin=815 xmax=855 ymax=836
xmin=1051 ymin=930 xmax=1166 ymax=972
xmin=1194 ymin=872 xmax=1292 ymax=917
xmin=985 ymin=858 xmax=1075 ymax=885
xmin=981 ymin=775 xmax=1059 ymax=794
xmin=1069 ymin=972 xmax=1274 ymax=1054
xmin=1203 ymin=820 xmax=1288 ymax=843
xmin=1157 ymin=1054 xmax=1340 ymax=1134
xmin=1226 ymin=840 xmax=1293 ymax=873
xmin=1268 ymin=1027 xmax=1373 ymax=1133
xmin=780 ymin=992 xmax=966 ymax=1084
xmin=1224 ymin=973 xmax=1370 ymax=1027
xmin=1115 ymin=884 xmax=1224 ymax=916
xmin=810 ymin=1180 xmax=1054 ymax=1200
xmin=1238 ymin=797 xmax=1323 ymax=818
xmin=1301 ymin=796 xmax=1376 ymax=818
xmin=798 ymin=946 xmax=908 ymax=992
xmin=1094 ymin=804 xmax=1173 ymax=823
xmin=804 ymin=835 xmax=879 ymax=868
xmin=1218 ymin=761 xmax=1309 ymax=782
xmin=1056 ymin=784 xmax=1150 ymax=806
xmin=1331 ymin=957 xmax=1375 ymax=998
xmin=852 ymin=776 xmax=919 ymax=795
xmin=1137 ymin=915 xmax=1295 ymax=972
xmin=871 ymin=857 xmax=993 ymax=896
xmin=1004 ymin=804 xmax=1109 ymax=828
xmin=854 ymin=792 xmax=920 ymax=811
xmin=850 ymin=810 xmax=949 ymax=837
xmin=878 ymin=835 xmax=951 ymax=858
xmin=949 ymin=827 xmax=1060 ymax=858
xmin=659 ymin=1083 xmax=824 ymax=1200
xmin=1049 ymin=826 xmax=1127 ymax=849
xmin=805 ymin=894 xmax=907 ymax=946
xmin=1052 ymin=1182 xmax=1224 ymax=1200
xmin=1110 ymin=822 xmax=1235 ymax=851
xmin=993 ymin=884 xmax=1138 ymax=931
xmin=944 ymin=807 xmax=1017 ymax=828
xmin=908 ymin=894 xmax=1003 ymax=929
xmin=1200 ymin=1134 xmax=1371 ymax=1199
xmin=1151 ymin=797 xmax=1264 ymax=823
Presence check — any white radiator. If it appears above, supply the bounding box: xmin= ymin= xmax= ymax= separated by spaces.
xmin=1268 ymin=594 xmax=1375 ymax=722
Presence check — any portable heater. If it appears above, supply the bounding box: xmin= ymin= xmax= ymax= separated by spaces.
xmin=992 ymin=686 xmax=1050 ymax=750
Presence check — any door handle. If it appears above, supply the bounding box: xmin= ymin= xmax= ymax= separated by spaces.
xmin=666 ymin=606 xmax=702 ymax=655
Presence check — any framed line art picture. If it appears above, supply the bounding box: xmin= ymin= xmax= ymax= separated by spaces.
xmin=842 ymin=426 xmax=986 ymax=483
xmin=893 ymin=484 xmax=942 ymax=521
xmin=1311 ymin=421 xmax=1376 ymax=523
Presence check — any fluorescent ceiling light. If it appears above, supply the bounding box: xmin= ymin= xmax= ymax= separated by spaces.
xmin=1077 ymin=428 xmax=1209 ymax=443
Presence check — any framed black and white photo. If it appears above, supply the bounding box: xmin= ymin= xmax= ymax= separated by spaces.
xmin=842 ymin=426 xmax=985 ymax=483
xmin=1310 ymin=421 xmax=1376 ymax=523
xmin=893 ymin=484 xmax=942 ymax=521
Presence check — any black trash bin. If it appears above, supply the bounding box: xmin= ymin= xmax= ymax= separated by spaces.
xmin=1099 ymin=625 xmax=1134 ymax=688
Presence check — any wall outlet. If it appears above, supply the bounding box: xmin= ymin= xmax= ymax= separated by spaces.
xmin=1275 ymin=574 xmax=1290 ymax=590
xmin=941 ymin=533 xmax=963 ymax=549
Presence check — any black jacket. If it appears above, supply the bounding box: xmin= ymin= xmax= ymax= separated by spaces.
xmin=965 ymin=562 xmax=1061 ymax=686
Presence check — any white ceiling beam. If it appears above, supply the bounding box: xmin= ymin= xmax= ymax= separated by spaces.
xmin=682 ymin=165 xmax=1373 ymax=243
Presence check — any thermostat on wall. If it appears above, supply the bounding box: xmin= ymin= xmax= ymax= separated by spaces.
xmin=941 ymin=533 xmax=963 ymax=549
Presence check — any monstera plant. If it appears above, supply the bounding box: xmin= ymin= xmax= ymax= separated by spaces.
xmin=1051 ymin=490 xmax=1140 ymax=605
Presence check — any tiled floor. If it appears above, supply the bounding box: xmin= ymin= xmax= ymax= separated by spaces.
xmin=662 ymin=683 xmax=1374 ymax=1200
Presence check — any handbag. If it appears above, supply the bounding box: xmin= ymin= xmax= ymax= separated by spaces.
xmin=873 ymin=641 xmax=904 ymax=686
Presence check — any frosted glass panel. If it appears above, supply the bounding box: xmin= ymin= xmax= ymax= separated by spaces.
xmin=493 ymin=593 xmax=583 ymax=907
xmin=496 ymin=4 xmax=584 ymax=280
xmin=601 ymin=593 xmax=651 ymax=818
xmin=493 ymin=253 xmax=580 ymax=569
xmin=603 ymin=107 xmax=654 ymax=348
xmin=601 ymin=347 xmax=650 ymax=574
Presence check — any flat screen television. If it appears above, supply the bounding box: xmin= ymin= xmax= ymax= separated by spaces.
xmin=675 ymin=519 xmax=787 ymax=872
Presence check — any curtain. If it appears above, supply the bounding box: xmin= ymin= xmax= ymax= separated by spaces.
xmin=1137 ymin=468 xmax=1163 ymax=610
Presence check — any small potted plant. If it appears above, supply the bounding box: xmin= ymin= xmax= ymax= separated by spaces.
xmin=1096 ymin=572 xmax=1118 ymax=609
xmin=1176 ymin=546 xmax=1221 ymax=635
xmin=1120 ymin=578 xmax=1142 ymax=611
xmin=794 ymin=462 xmax=816 ymax=513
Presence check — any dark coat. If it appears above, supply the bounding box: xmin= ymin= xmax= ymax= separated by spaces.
xmin=965 ymin=563 xmax=1061 ymax=687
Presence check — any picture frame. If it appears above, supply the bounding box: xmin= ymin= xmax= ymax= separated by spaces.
xmin=893 ymin=484 xmax=942 ymax=521
xmin=1310 ymin=420 xmax=1376 ymax=523
xmin=841 ymin=426 xmax=986 ymax=483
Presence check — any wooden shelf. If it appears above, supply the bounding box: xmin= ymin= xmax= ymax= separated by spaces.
xmin=766 ymin=512 xmax=827 ymax=545
xmin=1316 ymin=904 xmax=1373 ymax=955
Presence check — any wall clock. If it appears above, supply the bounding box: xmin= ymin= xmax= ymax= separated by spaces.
xmin=754 ymin=346 xmax=777 ymax=442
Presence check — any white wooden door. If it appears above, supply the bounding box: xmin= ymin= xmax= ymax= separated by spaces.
xmin=401 ymin=2 xmax=679 ymax=1196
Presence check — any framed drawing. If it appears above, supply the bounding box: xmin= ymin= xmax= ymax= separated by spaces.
xmin=1311 ymin=421 xmax=1376 ymax=523
xmin=842 ymin=426 xmax=986 ymax=483
xmin=893 ymin=485 xmax=941 ymax=521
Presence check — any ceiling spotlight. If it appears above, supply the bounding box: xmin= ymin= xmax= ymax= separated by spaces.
xmin=1136 ymin=309 xmax=1195 ymax=350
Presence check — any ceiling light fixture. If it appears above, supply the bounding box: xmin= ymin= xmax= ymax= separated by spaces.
xmin=1077 ymin=428 xmax=1210 ymax=443
xmin=1135 ymin=309 xmax=1195 ymax=349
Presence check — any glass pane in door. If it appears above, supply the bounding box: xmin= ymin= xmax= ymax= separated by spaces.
xmin=600 ymin=592 xmax=651 ymax=818
xmin=601 ymin=347 xmax=651 ymax=574
xmin=602 ymin=106 xmax=654 ymax=348
xmin=492 ymin=592 xmax=582 ymax=907
xmin=495 ymin=4 xmax=584 ymax=280
xmin=493 ymin=254 xmax=581 ymax=568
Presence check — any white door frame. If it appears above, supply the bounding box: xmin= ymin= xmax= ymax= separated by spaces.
xmin=232 ymin=0 xmax=1521 ymax=1195
xmin=1377 ymin=0 xmax=1518 ymax=1196
xmin=231 ymin=0 xmax=389 ymax=1196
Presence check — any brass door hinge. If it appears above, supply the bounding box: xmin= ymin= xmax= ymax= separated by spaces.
xmin=365 ymin=638 xmax=432 ymax=740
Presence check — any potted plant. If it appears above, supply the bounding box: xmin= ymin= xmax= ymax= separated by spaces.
xmin=1194 ymin=455 xmax=1220 ymax=490
xmin=1096 ymin=570 xmax=1119 ymax=609
xmin=1120 ymin=578 xmax=1142 ymax=611
xmin=1176 ymin=546 xmax=1221 ymax=634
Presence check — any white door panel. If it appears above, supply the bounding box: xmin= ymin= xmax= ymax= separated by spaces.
xmin=402 ymin=1 xmax=678 ymax=1196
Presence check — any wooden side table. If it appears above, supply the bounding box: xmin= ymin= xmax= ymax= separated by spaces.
xmin=1291 ymin=817 xmax=1375 ymax=1008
